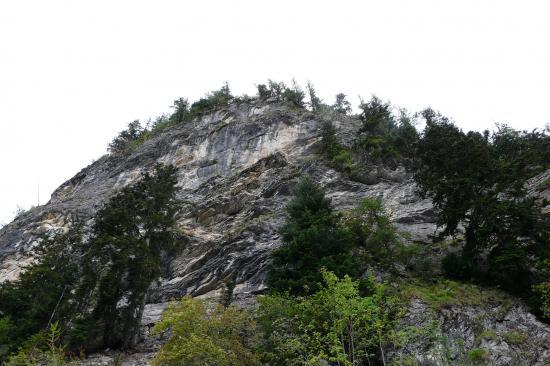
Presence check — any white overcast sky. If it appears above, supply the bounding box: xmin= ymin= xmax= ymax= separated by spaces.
xmin=0 ymin=0 xmax=549 ymax=225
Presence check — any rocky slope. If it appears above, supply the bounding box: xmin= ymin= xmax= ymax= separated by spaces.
xmin=0 ymin=99 xmax=548 ymax=365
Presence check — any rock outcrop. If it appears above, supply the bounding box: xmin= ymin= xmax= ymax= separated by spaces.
xmin=1 ymin=99 xmax=548 ymax=365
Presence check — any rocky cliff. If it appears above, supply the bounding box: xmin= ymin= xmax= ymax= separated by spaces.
xmin=0 ymin=99 xmax=548 ymax=365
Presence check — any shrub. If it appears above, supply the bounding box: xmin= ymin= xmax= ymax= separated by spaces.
xmin=503 ymin=330 xmax=527 ymax=346
xmin=189 ymin=82 xmax=233 ymax=116
xmin=5 ymin=323 xmax=66 ymax=366
xmin=466 ymin=347 xmax=488 ymax=364
xmin=258 ymin=270 xmax=397 ymax=366
xmin=152 ymin=297 xmax=259 ymax=366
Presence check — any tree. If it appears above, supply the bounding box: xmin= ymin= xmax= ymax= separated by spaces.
xmin=332 ymin=93 xmax=352 ymax=115
xmin=258 ymin=271 xmax=397 ymax=366
xmin=358 ymin=95 xmax=394 ymax=135
xmin=413 ymin=112 xmax=549 ymax=295
xmin=267 ymin=178 xmax=359 ymax=296
xmin=108 ymin=120 xmax=146 ymax=153
xmin=282 ymin=79 xmax=305 ymax=108
xmin=189 ymin=82 xmax=233 ymax=115
xmin=168 ymin=97 xmax=190 ymax=124
xmin=152 ymin=297 xmax=259 ymax=366
xmin=0 ymin=226 xmax=83 ymax=358
xmin=267 ymin=80 xmax=286 ymax=101
xmin=306 ymin=81 xmax=322 ymax=112
xmin=257 ymin=84 xmax=270 ymax=99
xmin=79 ymin=164 xmax=182 ymax=348
xmin=342 ymin=198 xmax=402 ymax=268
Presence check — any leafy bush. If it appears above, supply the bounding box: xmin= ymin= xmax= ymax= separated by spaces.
xmin=267 ymin=178 xmax=359 ymax=296
xmin=258 ymin=270 xmax=397 ymax=366
xmin=151 ymin=297 xmax=259 ymax=366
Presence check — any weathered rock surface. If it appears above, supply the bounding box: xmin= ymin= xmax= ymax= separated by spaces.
xmin=1 ymin=99 xmax=548 ymax=365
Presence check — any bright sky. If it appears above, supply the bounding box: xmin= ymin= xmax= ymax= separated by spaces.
xmin=1 ymin=0 xmax=549 ymax=225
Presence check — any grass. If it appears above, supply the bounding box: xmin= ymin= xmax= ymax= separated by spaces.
xmin=503 ymin=330 xmax=528 ymax=346
xmin=400 ymin=278 xmax=510 ymax=311
xmin=467 ymin=347 xmax=488 ymax=364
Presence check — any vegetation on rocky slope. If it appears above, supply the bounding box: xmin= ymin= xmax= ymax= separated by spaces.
xmin=0 ymin=165 xmax=181 ymax=362
xmin=0 ymin=81 xmax=548 ymax=365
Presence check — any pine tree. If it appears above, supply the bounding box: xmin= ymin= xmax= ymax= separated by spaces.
xmin=267 ymin=178 xmax=358 ymax=296
xmin=79 ymin=164 xmax=181 ymax=348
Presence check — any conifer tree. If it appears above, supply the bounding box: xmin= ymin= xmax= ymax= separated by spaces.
xmin=267 ymin=178 xmax=358 ymax=295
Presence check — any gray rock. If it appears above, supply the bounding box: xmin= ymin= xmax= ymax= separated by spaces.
xmin=1 ymin=99 xmax=548 ymax=365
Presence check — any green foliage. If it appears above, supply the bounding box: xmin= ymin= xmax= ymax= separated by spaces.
xmin=332 ymin=93 xmax=352 ymax=115
xmin=258 ymin=271 xmax=397 ymax=366
xmin=5 ymin=323 xmax=67 ymax=366
xmin=400 ymin=279 xmax=509 ymax=311
xmin=78 ymin=164 xmax=181 ymax=348
xmin=413 ymin=112 xmax=549 ymax=296
xmin=320 ymin=120 xmax=340 ymax=159
xmin=256 ymin=80 xmax=306 ymax=108
xmin=359 ymin=95 xmax=394 ymax=135
xmin=320 ymin=121 xmax=357 ymax=175
xmin=108 ymin=120 xmax=148 ymax=154
xmin=256 ymin=83 xmax=271 ymax=99
xmin=266 ymin=80 xmax=286 ymax=100
xmin=532 ymin=259 xmax=550 ymax=320
xmin=0 ymin=227 xmax=82 ymax=356
xmin=354 ymin=99 xmax=419 ymax=164
xmin=221 ymin=277 xmax=236 ymax=308
xmin=282 ymin=79 xmax=305 ymax=108
xmin=466 ymin=347 xmax=488 ymax=364
xmin=341 ymin=197 xmax=404 ymax=268
xmin=151 ymin=297 xmax=259 ymax=366
xmin=306 ymin=81 xmax=322 ymax=112
xmin=267 ymin=178 xmax=359 ymax=296
xmin=190 ymin=82 xmax=233 ymax=115
xmin=503 ymin=330 xmax=528 ymax=346
xmin=0 ymin=164 xmax=181 ymax=355
xmin=169 ymin=97 xmax=191 ymax=124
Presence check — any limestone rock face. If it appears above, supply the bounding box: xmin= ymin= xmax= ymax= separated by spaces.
xmin=0 ymin=100 xmax=437 ymax=299
xmin=1 ymin=99 xmax=548 ymax=365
